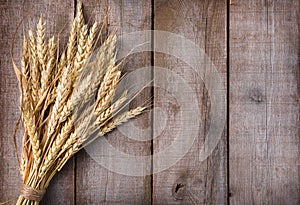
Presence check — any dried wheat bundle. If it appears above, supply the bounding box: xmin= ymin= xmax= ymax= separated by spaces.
xmin=13 ymin=3 xmax=145 ymax=205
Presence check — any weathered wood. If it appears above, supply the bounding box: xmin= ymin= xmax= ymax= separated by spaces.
xmin=2 ymin=0 xmax=300 ymax=204
xmin=75 ymin=0 xmax=152 ymax=204
xmin=0 ymin=1 xmax=75 ymax=204
xmin=153 ymin=0 xmax=227 ymax=204
xmin=229 ymin=0 xmax=300 ymax=204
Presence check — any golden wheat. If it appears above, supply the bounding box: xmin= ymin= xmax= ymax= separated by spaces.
xmin=13 ymin=2 xmax=147 ymax=205
xmin=36 ymin=17 xmax=47 ymax=71
xmin=40 ymin=36 xmax=56 ymax=95
xmin=28 ymin=30 xmax=40 ymax=103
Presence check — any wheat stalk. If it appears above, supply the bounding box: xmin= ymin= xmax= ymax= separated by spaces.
xmin=36 ymin=17 xmax=47 ymax=67
xmin=21 ymin=36 xmax=30 ymax=79
xmin=66 ymin=19 xmax=77 ymax=65
xmin=76 ymin=2 xmax=84 ymax=35
xmin=40 ymin=36 xmax=56 ymax=95
xmin=28 ymin=30 xmax=40 ymax=103
xmin=95 ymin=63 xmax=121 ymax=114
xmin=96 ymin=90 xmax=128 ymax=124
xmin=39 ymin=117 xmax=73 ymax=178
xmin=13 ymin=2 xmax=147 ymax=204
xmin=22 ymin=95 xmax=41 ymax=168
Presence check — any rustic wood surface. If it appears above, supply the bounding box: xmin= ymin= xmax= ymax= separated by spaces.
xmin=75 ymin=0 xmax=152 ymax=204
xmin=0 ymin=0 xmax=299 ymax=204
xmin=153 ymin=0 xmax=227 ymax=204
xmin=229 ymin=0 xmax=300 ymax=204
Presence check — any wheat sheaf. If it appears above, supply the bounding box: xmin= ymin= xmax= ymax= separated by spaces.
xmin=12 ymin=2 xmax=146 ymax=204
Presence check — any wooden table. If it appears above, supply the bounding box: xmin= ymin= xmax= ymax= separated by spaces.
xmin=0 ymin=0 xmax=299 ymax=204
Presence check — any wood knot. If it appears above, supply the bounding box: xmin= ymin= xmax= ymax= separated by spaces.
xmin=168 ymin=101 xmax=180 ymax=115
xmin=249 ymin=88 xmax=264 ymax=103
xmin=172 ymin=178 xmax=186 ymax=200
xmin=172 ymin=183 xmax=185 ymax=200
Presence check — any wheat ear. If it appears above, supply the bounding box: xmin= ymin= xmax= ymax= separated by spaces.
xmin=20 ymin=36 xmax=31 ymax=107
xmin=21 ymin=36 xmax=30 ymax=78
xmin=40 ymin=37 xmax=56 ymax=95
xmin=39 ymin=117 xmax=73 ymax=177
xmin=66 ymin=18 xmax=77 ymax=65
xmin=80 ymin=107 xmax=146 ymax=149
xmin=96 ymin=63 xmax=121 ymax=114
xmin=28 ymin=30 xmax=40 ymax=103
xmin=59 ymin=35 xmax=117 ymax=125
xmin=74 ymin=24 xmax=88 ymax=74
xmin=76 ymin=2 xmax=84 ymax=35
xmin=85 ymin=22 xmax=98 ymax=59
xmin=22 ymin=97 xmax=41 ymax=167
xmin=96 ymin=91 xmax=127 ymax=125
xmin=44 ymin=65 xmax=72 ymax=150
xmin=37 ymin=17 xmax=48 ymax=71
xmin=70 ymin=35 xmax=117 ymax=110
xmin=101 ymin=106 xmax=146 ymax=134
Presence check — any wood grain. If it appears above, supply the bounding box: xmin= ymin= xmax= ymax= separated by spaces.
xmin=0 ymin=1 xmax=75 ymax=204
xmin=0 ymin=1 xmax=21 ymax=201
xmin=229 ymin=0 xmax=300 ymax=204
xmin=1 ymin=0 xmax=300 ymax=204
xmin=153 ymin=0 xmax=227 ymax=204
xmin=75 ymin=0 xmax=152 ymax=204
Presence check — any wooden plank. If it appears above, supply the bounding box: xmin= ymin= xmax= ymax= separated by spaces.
xmin=229 ymin=0 xmax=300 ymax=204
xmin=75 ymin=0 xmax=152 ymax=204
xmin=0 ymin=1 xmax=75 ymax=204
xmin=153 ymin=0 xmax=227 ymax=204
